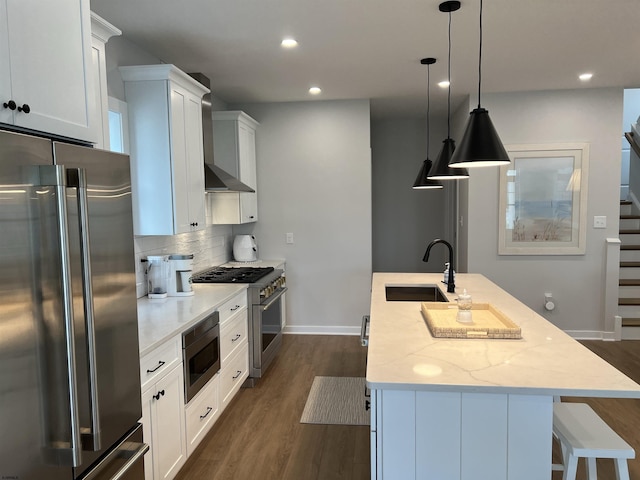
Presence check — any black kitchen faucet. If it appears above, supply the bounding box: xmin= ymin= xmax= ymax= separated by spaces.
xmin=422 ymin=238 xmax=455 ymax=293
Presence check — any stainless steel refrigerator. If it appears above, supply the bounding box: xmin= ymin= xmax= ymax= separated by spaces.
xmin=0 ymin=130 xmax=147 ymax=480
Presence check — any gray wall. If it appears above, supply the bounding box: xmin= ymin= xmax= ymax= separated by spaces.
xmin=465 ymin=88 xmax=623 ymax=336
xmin=231 ymin=100 xmax=373 ymax=334
xmin=371 ymin=117 xmax=449 ymax=272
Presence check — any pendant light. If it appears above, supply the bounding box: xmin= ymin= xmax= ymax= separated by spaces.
xmin=448 ymin=0 xmax=510 ymax=168
xmin=427 ymin=1 xmax=469 ymax=180
xmin=413 ymin=58 xmax=443 ymax=190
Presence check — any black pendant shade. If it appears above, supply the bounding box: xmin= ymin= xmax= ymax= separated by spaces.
xmin=413 ymin=159 xmax=444 ymax=189
xmin=448 ymin=0 xmax=510 ymax=169
xmin=428 ymin=138 xmax=469 ymax=180
xmin=448 ymin=108 xmax=510 ymax=168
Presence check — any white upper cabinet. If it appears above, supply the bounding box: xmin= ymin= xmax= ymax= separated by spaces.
xmin=0 ymin=0 xmax=96 ymax=142
xmin=208 ymin=111 xmax=259 ymax=224
xmin=121 ymin=64 xmax=209 ymax=235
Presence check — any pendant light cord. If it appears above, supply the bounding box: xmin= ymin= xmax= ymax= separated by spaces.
xmin=447 ymin=9 xmax=452 ymax=139
xmin=477 ymin=0 xmax=483 ymax=109
xmin=426 ymin=63 xmax=431 ymax=156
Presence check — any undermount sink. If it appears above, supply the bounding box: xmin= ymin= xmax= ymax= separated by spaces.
xmin=385 ymin=285 xmax=449 ymax=302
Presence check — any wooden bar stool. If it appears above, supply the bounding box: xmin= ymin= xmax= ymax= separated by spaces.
xmin=553 ymin=402 xmax=634 ymax=480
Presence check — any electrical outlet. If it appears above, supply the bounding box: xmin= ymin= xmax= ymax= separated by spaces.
xmin=593 ymin=216 xmax=607 ymax=229
xmin=286 ymin=232 xmax=294 ymax=244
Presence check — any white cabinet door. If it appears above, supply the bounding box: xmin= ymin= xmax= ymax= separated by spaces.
xmin=184 ymin=90 xmax=206 ymax=230
xmin=143 ymin=364 xmax=187 ymax=480
xmin=2 ymin=0 xmax=95 ymax=142
xmin=0 ymin=1 xmax=11 ymax=126
xmin=210 ymin=111 xmax=259 ymax=224
xmin=238 ymin=122 xmax=258 ymax=222
xmin=169 ymin=86 xmax=191 ymax=234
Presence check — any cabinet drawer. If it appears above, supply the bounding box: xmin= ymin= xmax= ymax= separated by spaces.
xmin=140 ymin=336 xmax=181 ymax=392
xmin=218 ymin=290 xmax=247 ymax=324
xmin=220 ymin=310 xmax=248 ymax=364
xmin=185 ymin=374 xmax=219 ymax=456
xmin=220 ymin=344 xmax=249 ymax=408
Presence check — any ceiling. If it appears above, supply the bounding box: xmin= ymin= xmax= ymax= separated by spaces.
xmin=91 ymin=0 xmax=640 ymax=120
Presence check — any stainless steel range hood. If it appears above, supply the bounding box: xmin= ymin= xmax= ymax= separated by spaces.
xmin=189 ymin=72 xmax=255 ymax=193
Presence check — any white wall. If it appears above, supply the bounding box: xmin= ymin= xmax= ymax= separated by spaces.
xmin=371 ymin=117 xmax=449 ymax=272
xmin=466 ymin=88 xmax=623 ymax=337
xmin=231 ymin=100 xmax=372 ymax=334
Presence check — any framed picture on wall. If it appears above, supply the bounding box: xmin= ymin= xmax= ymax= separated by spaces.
xmin=498 ymin=143 xmax=589 ymax=255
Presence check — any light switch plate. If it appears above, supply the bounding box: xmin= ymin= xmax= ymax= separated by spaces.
xmin=593 ymin=216 xmax=607 ymax=229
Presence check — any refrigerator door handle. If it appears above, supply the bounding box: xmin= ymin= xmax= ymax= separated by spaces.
xmin=67 ymin=167 xmax=102 ymax=452
xmin=110 ymin=442 xmax=149 ymax=480
xmin=37 ymin=165 xmax=83 ymax=466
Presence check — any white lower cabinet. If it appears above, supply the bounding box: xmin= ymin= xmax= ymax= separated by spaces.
xmin=219 ymin=304 xmax=249 ymax=409
xmin=141 ymin=363 xmax=187 ymax=480
xmin=185 ymin=373 xmax=220 ymax=456
xmin=220 ymin=343 xmax=249 ymax=408
xmin=371 ymin=389 xmax=553 ymax=480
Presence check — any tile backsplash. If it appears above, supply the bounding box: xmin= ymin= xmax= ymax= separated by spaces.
xmin=134 ymin=224 xmax=233 ymax=297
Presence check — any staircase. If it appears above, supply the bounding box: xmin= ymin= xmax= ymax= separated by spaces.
xmin=619 ymin=200 xmax=640 ymax=337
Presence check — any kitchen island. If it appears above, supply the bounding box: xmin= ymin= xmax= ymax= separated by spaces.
xmin=366 ymin=272 xmax=640 ymax=480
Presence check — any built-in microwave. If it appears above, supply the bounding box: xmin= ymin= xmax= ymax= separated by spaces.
xmin=182 ymin=312 xmax=221 ymax=403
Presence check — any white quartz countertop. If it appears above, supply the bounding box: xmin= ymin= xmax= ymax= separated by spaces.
xmin=137 ymin=284 xmax=246 ymax=356
xmin=366 ymin=272 xmax=640 ymax=397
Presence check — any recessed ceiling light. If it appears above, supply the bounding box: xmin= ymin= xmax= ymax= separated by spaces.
xmin=281 ymin=38 xmax=298 ymax=48
xmin=438 ymin=80 xmax=450 ymax=88
xmin=309 ymin=87 xmax=322 ymax=95
xmin=579 ymin=72 xmax=593 ymax=81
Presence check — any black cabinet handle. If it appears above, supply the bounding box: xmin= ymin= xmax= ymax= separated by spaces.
xmin=248 ymin=216 xmax=255 ymax=219
xmin=230 ymin=305 xmax=240 ymax=312
xmin=199 ymin=406 xmax=213 ymax=420
xmin=3 ymin=100 xmax=16 ymax=110
xmin=232 ymin=370 xmax=242 ymax=380
xmin=365 ymin=400 xmax=371 ymax=411
xmin=17 ymin=104 xmax=30 ymax=114
xmin=190 ymin=222 xmax=199 ymax=227
xmin=153 ymin=389 xmax=165 ymax=401
xmin=231 ymin=333 xmax=241 ymax=342
xmin=146 ymin=360 xmax=165 ymax=373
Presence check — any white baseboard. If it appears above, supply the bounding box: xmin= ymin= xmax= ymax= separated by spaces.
xmin=561 ymin=330 xmax=620 ymax=341
xmin=283 ymin=325 xmax=360 ymax=336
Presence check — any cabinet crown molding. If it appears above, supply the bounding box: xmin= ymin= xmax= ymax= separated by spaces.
xmin=90 ymin=11 xmax=122 ymax=43
xmin=119 ymin=64 xmax=210 ymax=97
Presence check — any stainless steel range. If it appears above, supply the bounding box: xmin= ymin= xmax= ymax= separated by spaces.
xmin=192 ymin=266 xmax=287 ymax=386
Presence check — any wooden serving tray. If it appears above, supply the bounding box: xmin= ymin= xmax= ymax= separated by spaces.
xmin=421 ymin=302 xmax=522 ymax=339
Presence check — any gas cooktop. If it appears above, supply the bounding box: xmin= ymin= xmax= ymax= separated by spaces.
xmin=191 ymin=266 xmax=275 ymax=284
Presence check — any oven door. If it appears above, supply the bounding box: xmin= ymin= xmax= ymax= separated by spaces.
xmin=251 ymin=287 xmax=287 ymax=378
xmin=183 ymin=323 xmax=220 ymax=404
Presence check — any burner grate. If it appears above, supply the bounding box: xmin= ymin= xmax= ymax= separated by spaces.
xmin=192 ymin=266 xmax=274 ymax=284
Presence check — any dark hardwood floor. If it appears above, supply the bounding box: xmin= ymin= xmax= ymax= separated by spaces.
xmin=175 ymin=336 xmax=640 ymax=480
xmin=553 ymin=340 xmax=640 ymax=480
xmin=175 ymin=335 xmax=369 ymax=480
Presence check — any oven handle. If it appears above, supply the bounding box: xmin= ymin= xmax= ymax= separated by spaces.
xmin=259 ymin=287 xmax=287 ymax=311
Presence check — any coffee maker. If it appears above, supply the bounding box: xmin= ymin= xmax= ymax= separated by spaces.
xmin=167 ymin=254 xmax=195 ymax=296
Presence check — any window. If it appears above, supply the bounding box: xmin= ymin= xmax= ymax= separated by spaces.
xmin=108 ymin=97 xmax=130 ymax=154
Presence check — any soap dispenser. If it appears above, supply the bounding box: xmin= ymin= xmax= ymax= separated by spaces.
xmin=443 ymin=262 xmax=456 ymax=285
